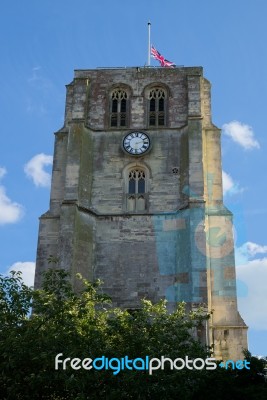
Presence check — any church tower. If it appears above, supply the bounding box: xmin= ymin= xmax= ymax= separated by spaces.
xmin=35 ymin=66 xmax=247 ymax=360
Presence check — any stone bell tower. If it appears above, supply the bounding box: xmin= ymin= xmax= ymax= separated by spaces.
xmin=35 ymin=66 xmax=247 ymax=360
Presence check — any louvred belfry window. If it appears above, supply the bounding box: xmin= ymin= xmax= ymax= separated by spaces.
xmin=110 ymin=89 xmax=128 ymax=127
xmin=148 ymin=88 xmax=166 ymax=127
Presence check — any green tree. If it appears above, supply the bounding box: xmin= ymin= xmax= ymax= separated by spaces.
xmin=0 ymin=270 xmax=266 ymax=400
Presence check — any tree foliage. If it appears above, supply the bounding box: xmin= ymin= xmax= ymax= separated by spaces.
xmin=0 ymin=270 xmax=266 ymax=399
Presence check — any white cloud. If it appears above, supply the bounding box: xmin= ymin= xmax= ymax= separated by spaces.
xmin=26 ymin=67 xmax=54 ymax=116
xmin=28 ymin=66 xmax=42 ymax=83
xmin=0 ymin=167 xmax=7 ymax=179
xmin=236 ymin=241 xmax=267 ymax=265
xmin=222 ymin=170 xmax=243 ymax=196
xmin=0 ymin=187 xmax=24 ymax=225
xmin=24 ymin=153 xmax=53 ymax=187
xmin=27 ymin=66 xmax=53 ymax=94
xmin=222 ymin=120 xmax=260 ymax=150
xmin=6 ymin=262 xmax=35 ymax=287
xmin=222 ymin=170 xmax=234 ymax=194
xmin=238 ymin=242 xmax=267 ymax=258
xmin=0 ymin=167 xmax=24 ymax=225
xmin=236 ymin=257 xmax=267 ymax=330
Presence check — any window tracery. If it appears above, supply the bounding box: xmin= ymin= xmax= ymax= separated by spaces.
xmin=148 ymin=88 xmax=166 ymax=127
xmin=126 ymin=168 xmax=147 ymax=212
xmin=110 ymin=89 xmax=128 ymax=127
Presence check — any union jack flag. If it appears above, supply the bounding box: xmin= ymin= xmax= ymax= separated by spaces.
xmin=151 ymin=46 xmax=175 ymax=67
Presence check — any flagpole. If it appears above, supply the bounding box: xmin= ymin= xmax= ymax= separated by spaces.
xmin=147 ymin=21 xmax=151 ymax=66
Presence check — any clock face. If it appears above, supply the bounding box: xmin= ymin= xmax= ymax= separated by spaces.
xmin=122 ymin=132 xmax=151 ymax=155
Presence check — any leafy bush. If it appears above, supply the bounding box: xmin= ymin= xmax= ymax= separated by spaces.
xmin=0 ymin=270 xmax=266 ymax=399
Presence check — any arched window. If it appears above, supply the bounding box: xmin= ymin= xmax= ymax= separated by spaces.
xmin=148 ymin=87 xmax=166 ymax=127
xmin=126 ymin=167 xmax=147 ymax=212
xmin=110 ymin=89 xmax=128 ymax=127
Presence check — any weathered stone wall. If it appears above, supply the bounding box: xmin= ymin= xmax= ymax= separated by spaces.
xmin=78 ymin=68 xmax=193 ymax=130
xmin=88 ymin=128 xmax=186 ymax=214
xmin=35 ymin=66 xmax=247 ymax=359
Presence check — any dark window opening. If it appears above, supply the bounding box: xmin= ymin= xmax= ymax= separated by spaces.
xmin=112 ymin=99 xmax=118 ymax=113
xmin=148 ymin=88 xmax=166 ymax=127
xmin=129 ymin=178 xmax=135 ymax=194
xmin=150 ymin=98 xmax=156 ymax=112
xmin=111 ymin=114 xmax=118 ymax=127
xmin=110 ymin=89 xmax=128 ymax=128
xmin=121 ymin=98 xmax=127 ymax=113
xmin=138 ymin=178 xmax=145 ymax=193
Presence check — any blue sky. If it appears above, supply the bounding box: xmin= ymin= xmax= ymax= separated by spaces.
xmin=0 ymin=0 xmax=267 ymax=356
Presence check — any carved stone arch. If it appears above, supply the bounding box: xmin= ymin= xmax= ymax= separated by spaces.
xmin=142 ymin=82 xmax=170 ymax=99
xmin=122 ymin=162 xmax=151 ymax=191
xmin=109 ymin=83 xmax=133 ymax=97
